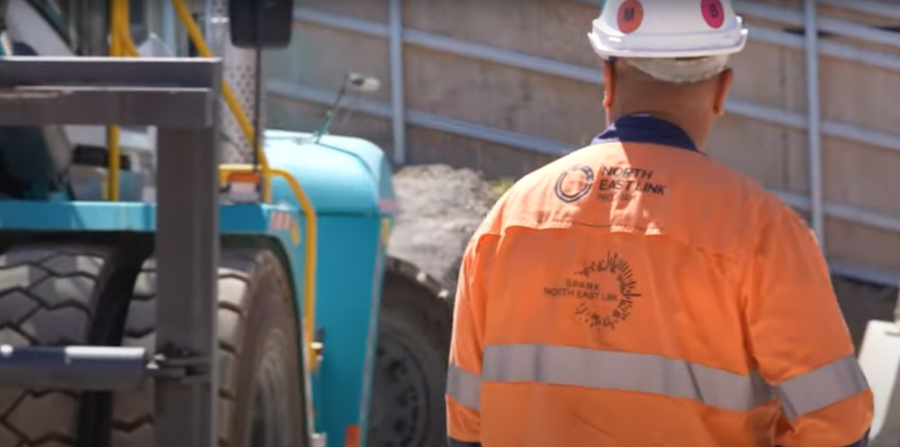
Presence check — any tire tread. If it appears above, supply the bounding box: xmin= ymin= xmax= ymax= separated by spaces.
xmin=111 ymin=249 xmax=294 ymax=447
xmin=0 ymin=244 xmax=113 ymax=447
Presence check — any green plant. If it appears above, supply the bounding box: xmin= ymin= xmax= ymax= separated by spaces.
xmin=579 ymin=133 xmax=592 ymax=146
xmin=487 ymin=178 xmax=516 ymax=202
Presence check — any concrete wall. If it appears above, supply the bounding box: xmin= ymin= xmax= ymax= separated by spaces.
xmin=264 ymin=0 xmax=900 ymax=281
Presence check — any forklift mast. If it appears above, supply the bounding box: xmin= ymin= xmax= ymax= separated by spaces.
xmin=0 ymin=2 xmax=297 ymax=447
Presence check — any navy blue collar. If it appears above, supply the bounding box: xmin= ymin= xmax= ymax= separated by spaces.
xmin=591 ymin=114 xmax=699 ymax=153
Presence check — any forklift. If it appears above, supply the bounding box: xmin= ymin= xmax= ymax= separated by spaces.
xmin=0 ymin=0 xmax=453 ymax=446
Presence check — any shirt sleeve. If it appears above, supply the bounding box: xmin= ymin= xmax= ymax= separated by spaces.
xmin=446 ymin=234 xmax=492 ymax=444
xmin=743 ymin=198 xmax=873 ymax=447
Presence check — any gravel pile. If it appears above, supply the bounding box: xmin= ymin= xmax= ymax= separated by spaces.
xmin=387 ymin=164 xmax=497 ymax=296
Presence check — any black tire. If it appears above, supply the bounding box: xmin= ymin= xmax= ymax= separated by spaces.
xmin=111 ymin=249 xmax=308 ymax=447
xmin=0 ymin=243 xmax=116 ymax=447
xmin=367 ymin=272 xmax=452 ymax=447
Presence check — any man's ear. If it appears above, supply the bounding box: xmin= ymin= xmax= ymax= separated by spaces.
xmin=713 ymin=68 xmax=734 ymax=116
xmin=602 ymin=60 xmax=616 ymax=109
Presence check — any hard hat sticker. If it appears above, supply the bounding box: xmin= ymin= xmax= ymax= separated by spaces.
xmin=701 ymin=0 xmax=725 ymax=29
xmin=617 ymin=0 xmax=644 ymax=34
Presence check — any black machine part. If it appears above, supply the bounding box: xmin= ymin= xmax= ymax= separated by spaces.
xmin=0 ymin=41 xmax=73 ymax=198
xmin=229 ymin=0 xmax=293 ymax=49
xmin=367 ymin=257 xmax=454 ymax=447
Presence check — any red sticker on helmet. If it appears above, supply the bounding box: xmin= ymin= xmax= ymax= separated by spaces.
xmin=617 ymin=0 xmax=644 ymax=34
xmin=702 ymin=0 xmax=725 ymax=29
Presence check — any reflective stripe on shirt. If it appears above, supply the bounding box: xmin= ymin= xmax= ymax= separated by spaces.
xmin=446 ymin=361 xmax=482 ymax=411
xmin=446 ymin=344 xmax=868 ymax=419
xmin=775 ymin=353 xmax=869 ymax=420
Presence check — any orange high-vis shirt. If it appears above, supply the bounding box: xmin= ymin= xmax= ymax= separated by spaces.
xmin=446 ymin=115 xmax=872 ymax=447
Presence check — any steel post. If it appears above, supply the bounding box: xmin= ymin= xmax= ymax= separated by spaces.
xmin=155 ymin=122 xmax=221 ymax=447
xmin=388 ymin=0 xmax=406 ymax=165
xmin=803 ymin=0 xmax=825 ymax=251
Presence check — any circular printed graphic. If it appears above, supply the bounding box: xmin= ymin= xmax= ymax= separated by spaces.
xmin=701 ymin=0 xmax=725 ymax=29
xmin=617 ymin=0 xmax=644 ymax=34
xmin=569 ymin=253 xmax=643 ymax=331
xmin=554 ymin=165 xmax=595 ymax=203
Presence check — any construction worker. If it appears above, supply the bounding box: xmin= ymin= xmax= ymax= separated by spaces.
xmin=445 ymin=0 xmax=873 ymax=446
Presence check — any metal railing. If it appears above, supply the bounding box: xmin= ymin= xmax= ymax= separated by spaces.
xmin=290 ymin=4 xmax=900 ymax=153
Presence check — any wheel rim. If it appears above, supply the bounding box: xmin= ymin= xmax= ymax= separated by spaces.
xmin=367 ymin=330 xmax=432 ymax=447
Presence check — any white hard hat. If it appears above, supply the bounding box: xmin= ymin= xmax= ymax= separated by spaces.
xmin=588 ymin=0 xmax=749 ymax=82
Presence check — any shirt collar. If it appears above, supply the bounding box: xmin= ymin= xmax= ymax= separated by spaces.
xmin=591 ymin=114 xmax=700 ymax=153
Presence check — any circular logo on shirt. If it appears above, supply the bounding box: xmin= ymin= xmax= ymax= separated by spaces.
xmin=554 ymin=164 xmax=595 ymax=203
xmin=570 ymin=253 xmax=643 ymax=330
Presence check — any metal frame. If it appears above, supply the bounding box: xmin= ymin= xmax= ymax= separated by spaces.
xmin=818 ymin=0 xmax=900 ymax=21
xmin=803 ymin=0 xmax=825 ymax=252
xmin=290 ymin=3 xmax=900 ymax=152
xmin=388 ymin=0 xmax=406 ymax=166
xmin=279 ymin=1 xmax=900 ymax=286
xmin=0 ymin=56 xmax=221 ymax=447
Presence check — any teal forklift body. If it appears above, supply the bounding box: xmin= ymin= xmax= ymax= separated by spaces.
xmin=0 ymin=130 xmax=398 ymax=447
xmin=265 ymin=130 xmax=398 ymax=447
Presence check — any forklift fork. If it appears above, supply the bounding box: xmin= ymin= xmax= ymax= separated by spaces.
xmin=0 ymin=56 xmax=222 ymax=447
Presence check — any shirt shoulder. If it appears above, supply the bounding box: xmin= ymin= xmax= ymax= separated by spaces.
xmin=755 ymin=189 xmax=816 ymax=244
xmin=468 ymin=151 xmax=577 ymax=241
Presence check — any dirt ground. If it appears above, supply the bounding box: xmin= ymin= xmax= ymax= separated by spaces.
xmin=388 ymin=164 xmax=898 ymax=352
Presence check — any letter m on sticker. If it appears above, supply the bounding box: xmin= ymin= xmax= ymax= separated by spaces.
xmin=623 ymin=7 xmax=635 ymax=22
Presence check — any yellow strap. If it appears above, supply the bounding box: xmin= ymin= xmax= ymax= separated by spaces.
xmin=110 ymin=1 xmax=320 ymax=371
xmin=170 ymin=0 xmax=272 ymax=202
